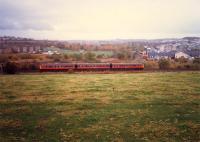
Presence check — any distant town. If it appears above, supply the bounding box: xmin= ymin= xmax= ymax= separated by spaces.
xmin=0 ymin=36 xmax=200 ymax=73
xmin=0 ymin=36 xmax=200 ymax=59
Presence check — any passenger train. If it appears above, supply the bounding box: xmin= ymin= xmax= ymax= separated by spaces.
xmin=39 ymin=63 xmax=144 ymax=72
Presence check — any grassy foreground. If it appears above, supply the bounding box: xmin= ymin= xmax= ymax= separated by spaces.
xmin=0 ymin=72 xmax=200 ymax=142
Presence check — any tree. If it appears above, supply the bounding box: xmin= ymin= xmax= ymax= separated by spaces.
xmin=175 ymin=57 xmax=188 ymax=63
xmin=113 ymin=49 xmax=131 ymax=60
xmin=51 ymin=54 xmax=62 ymax=62
xmin=144 ymin=61 xmax=159 ymax=70
xmin=4 ymin=62 xmax=18 ymax=74
xmin=19 ymin=54 xmax=36 ymax=60
xmin=71 ymin=53 xmax=83 ymax=61
xmin=64 ymin=54 xmax=69 ymax=59
xmin=158 ymin=59 xmax=170 ymax=70
xmin=116 ymin=52 xmax=125 ymax=59
xmin=97 ymin=54 xmax=105 ymax=59
xmin=193 ymin=58 xmax=200 ymax=64
xmin=84 ymin=52 xmax=96 ymax=61
xmin=192 ymin=58 xmax=200 ymax=70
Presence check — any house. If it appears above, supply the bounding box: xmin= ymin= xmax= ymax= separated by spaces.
xmin=43 ymin=51 xmax=54 ymax=55
xmin=148 ymin=51 xmax=176 ymax=60
xmin=175 ymin=52 xmax=191 ymax=59
xmin=140 ymin=51 xmax=148 ymax=59
xmin=42 ymin=50 xmax=60 ymax=55
xmin=186 ymin=50 xmax=200 ymax=58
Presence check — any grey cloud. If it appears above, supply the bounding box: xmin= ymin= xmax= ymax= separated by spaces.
xmin=0 ymin=19 xmax=53 ymax=31
xmin=0 ymin=0 xmax=54 ymax=31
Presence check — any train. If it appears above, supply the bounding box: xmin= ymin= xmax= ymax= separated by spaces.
xmin=39 ymin=63 xmax=144 ymax=72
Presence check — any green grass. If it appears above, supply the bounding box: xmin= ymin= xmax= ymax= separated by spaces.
xmin=44 ymin=47 xmax=113 ymax=56
xmin=0 ymin=72 xmax=200 ymax=142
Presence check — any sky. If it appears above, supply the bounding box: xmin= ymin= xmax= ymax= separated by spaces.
xmin=0 ymin=0 xmax=200 ymax=40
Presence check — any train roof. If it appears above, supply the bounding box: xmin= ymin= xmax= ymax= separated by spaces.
xmin=40 ymin=63 xmax=144 ymax=65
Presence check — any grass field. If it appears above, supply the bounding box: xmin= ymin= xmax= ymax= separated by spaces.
xmin=0 ymin=72 xmax=200 ymax=142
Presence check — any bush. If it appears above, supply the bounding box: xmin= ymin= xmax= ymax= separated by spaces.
xmin=116 ymin=52 xmax=125 ymax=59
xmin=193 ymin=58 xmax=200 ymax=64
xmin=4 ymin=62 xmax=18 ymax=74
xmin=50 ymin=54 xmax=62 ymax=62
xmin=144 ymin=61 xmax=159 ymax=70
xmin=0 ymin=55 xmax=9 ymax=63
xmin=158 ymin=59 xmax=170 ymax=70
xmin=84 ymin=52 xmax=96 ymax=61
xmin=175 ymin=57 xmax=188 ymax=63
xmin=113 ymin=51 xmax=131 ymax=60
xmin=71 ymin=53 xmax=83 ymax=61
xmin=20 ymin=63 xmax=38 ymax=72
xmin=97 ymin=54 xmax=105 ymax=58
xmin=64 ymin=54 xmax=69 ymax=59
xmin=192 ymin=64 xmax=200 ymax=70
xmin=19 ymin=54 xmax=37 ymax=59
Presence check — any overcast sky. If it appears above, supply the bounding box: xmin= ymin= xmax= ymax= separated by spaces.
xmin=0 ymin=0 xmax=200 ymax=40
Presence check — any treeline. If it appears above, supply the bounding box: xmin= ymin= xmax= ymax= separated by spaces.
xmin=0 ymin=53 xmax=99 ymax=63
xmin=1 ymin=62 xmax=39 ymax=74
xmin=0 ymin=51 xmax=136 ymax=63
xmin=145 ymin=57 xmax=200 ymax=70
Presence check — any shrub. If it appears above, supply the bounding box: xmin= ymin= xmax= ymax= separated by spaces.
xmin=193 ymin=58 xmax=200 ymax=64
xmin=8 ymin=55 xmax=19 ymax=61
xmin=0 ymin=55 xmax=9 ymax=63
xmin=84 ymin=52 xmax=96 ymax=61
xmin=116 ymin=52 xmax=125 ymax=59
xmin=20 ymin=63 xmax=38 ymax=72
xmin=144 ymin=61 xmax=159 ymax=70
xmin=64 ymin=54 xmax=69 ymax=59
xmin=175 ymin=57 xmax=188 ymax=63
xmin=4 ymin=62 xmax=18 ymax=74
xmin=112 ymin=50 xmax=131 ymax=60
xmin=158 ymin=59 xmax=170 ymax=70
xmin=97 ymin=54 xmax=105 ymax=58
xmin=50 ymin=54 xmax=62 ymax=62
xmin=192 ymin=64 xmax=200 ymax=70
xmin=71 ymin=53 xmax=83 ymax=61
xmin=19 ymin=54 xmax=37 ymax=59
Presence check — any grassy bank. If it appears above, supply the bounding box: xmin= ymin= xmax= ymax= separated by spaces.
xmin=0 ymin=72 xmax=200 ymax=141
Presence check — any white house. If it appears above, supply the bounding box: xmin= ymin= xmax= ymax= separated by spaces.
xmin=175 ymin=52 xmax=191 ymax=59
xmin=42 ymin=50 xmax=60 ymax=55
xmin=43 ymin=51 xmax=54 ymax=55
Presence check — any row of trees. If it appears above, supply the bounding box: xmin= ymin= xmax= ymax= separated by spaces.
xmin=145 ymin=58 xmax=200 ymax=70
xmin=0 ymin=49 xmax=139 ymax=64
xmin=2 ymin=62 xmax=39 ymax=74
xmin=48 ymin=52 xmax=97 ymax=62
